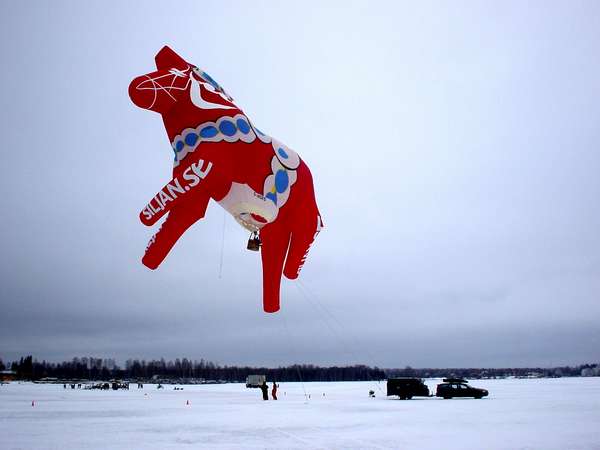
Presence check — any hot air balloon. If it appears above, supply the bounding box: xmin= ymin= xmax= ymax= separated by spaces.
xmin=129 ymin=46 xmax=322 ymax=313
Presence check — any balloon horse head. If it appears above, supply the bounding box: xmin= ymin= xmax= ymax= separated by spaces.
xmin=129 ymin=46 xmax=323 ymax=313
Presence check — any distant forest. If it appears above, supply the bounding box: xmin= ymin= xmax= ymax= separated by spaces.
xmin=385 ymin=364 xmax=599 ymax=379
xmin=1 ymin=356 xmax=597 ymax=382
xmin=2 ymin=356 xmax=385 ymax=382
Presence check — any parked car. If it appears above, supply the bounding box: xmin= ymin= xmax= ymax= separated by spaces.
xmin=386 ymin=378 xmax=430 ymax=399
xmin=436 ymin=378 xmax=488 ymax=399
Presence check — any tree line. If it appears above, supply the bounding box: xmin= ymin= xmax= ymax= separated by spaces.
xmin=3 ymin=356 xmax=597 ymax=382
xmin=2 ymin=356 xmax=385 ymax=382
xmin=386 ymin=364 xmax=599 ymax=379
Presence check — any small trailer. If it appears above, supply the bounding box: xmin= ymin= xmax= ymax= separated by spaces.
xmin=386 ymin=378 xmax=431 ymax=399
xmin=245 ymin=374 xmax=266 ymax=388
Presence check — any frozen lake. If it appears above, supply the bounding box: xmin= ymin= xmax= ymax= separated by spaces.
xmin=1 ymin=378 xmax=599 ymax=449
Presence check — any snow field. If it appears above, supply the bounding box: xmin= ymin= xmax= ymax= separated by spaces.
xmin=1 ymin=378 xmax=599 ymax=449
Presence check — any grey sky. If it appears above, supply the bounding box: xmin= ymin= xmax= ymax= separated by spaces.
xmin=1 ymin=1 xmax=599 ymax=368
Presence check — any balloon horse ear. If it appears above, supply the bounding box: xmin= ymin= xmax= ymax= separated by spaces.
xmin=155 ymin=46 xmax=188 ymax=70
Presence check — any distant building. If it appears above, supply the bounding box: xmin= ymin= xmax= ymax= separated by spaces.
xmin=246 ymin=374 xmax=266 ymax=388
xmin=581 ymin=366 xmax=600 ymax=377
xmin=0 ymin=370 xmax=17 ymax=382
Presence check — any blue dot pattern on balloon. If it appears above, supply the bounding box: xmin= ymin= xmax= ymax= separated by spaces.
xmin=278 ymin=148 xmax=289 ymax=159
xmin=219 ymin=120 xmax=237 ymax=136
xmin=237 ymin=118 xmax=250 ymax=134
xmin=202 ymin=71 xmax=220 ymax=90
xmin=200 ymin=126 xmax=218 ymax=138
xmin=275 ymin=170 xmax=289 ymax=193
xmin=266 ymin=192 xmax=277 ymax=204
xmin=170 ymin=114 xmax=277 ymax=167
xmin=185 ymin=133 xmax=198 ymax=146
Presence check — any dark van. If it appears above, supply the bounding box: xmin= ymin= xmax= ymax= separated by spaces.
xmin=386 ymin=378 xmax=430 ymax=399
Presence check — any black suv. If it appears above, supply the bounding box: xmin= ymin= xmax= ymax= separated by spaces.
xmin=436 ymin=378 xmax=488 ymax=399
xmin=386 ymin=378 xmax=430 ymax=399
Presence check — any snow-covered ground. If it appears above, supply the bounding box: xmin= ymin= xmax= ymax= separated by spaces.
xmin=1 ymin=378 xmax=599 ymax=449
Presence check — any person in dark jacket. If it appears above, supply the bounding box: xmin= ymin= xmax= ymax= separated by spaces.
xmin=260 ymin=380 xmax=269 ymax=400
xmin=271 ymin=382 xmax=278 ymax=400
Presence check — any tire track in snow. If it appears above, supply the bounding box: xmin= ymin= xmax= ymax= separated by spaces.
xmin=307 ymin=426 xmax=390 ymax=450
xmin=268 ymin=427 xmax=327 ymax=449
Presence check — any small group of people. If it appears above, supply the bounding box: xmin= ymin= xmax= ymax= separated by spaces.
xmin=259 ymin=380 xmax=278 ymax=400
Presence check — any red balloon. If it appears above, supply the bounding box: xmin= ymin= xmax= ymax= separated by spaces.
xmin=129 ymin=46 xmax=323 ymax=313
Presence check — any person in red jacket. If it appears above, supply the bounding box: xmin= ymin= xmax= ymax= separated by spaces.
xmin=271 ymin=382 xmax=278 ymax=400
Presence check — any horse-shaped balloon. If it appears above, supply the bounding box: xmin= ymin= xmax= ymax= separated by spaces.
xmin=128 ymin=46 xmax=322 ymax=313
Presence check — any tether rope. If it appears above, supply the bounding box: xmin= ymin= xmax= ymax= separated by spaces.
xmin=218 ymin=209 xmax=226 ymax=278
xmin=295 ymin=279 xmax=385 ymax=395
xmin=279 ymin=310 xmax=309 ymax=402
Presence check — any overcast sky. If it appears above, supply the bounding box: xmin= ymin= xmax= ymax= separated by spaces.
xmin=0 ymin=1 xmax=599 ymax=368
